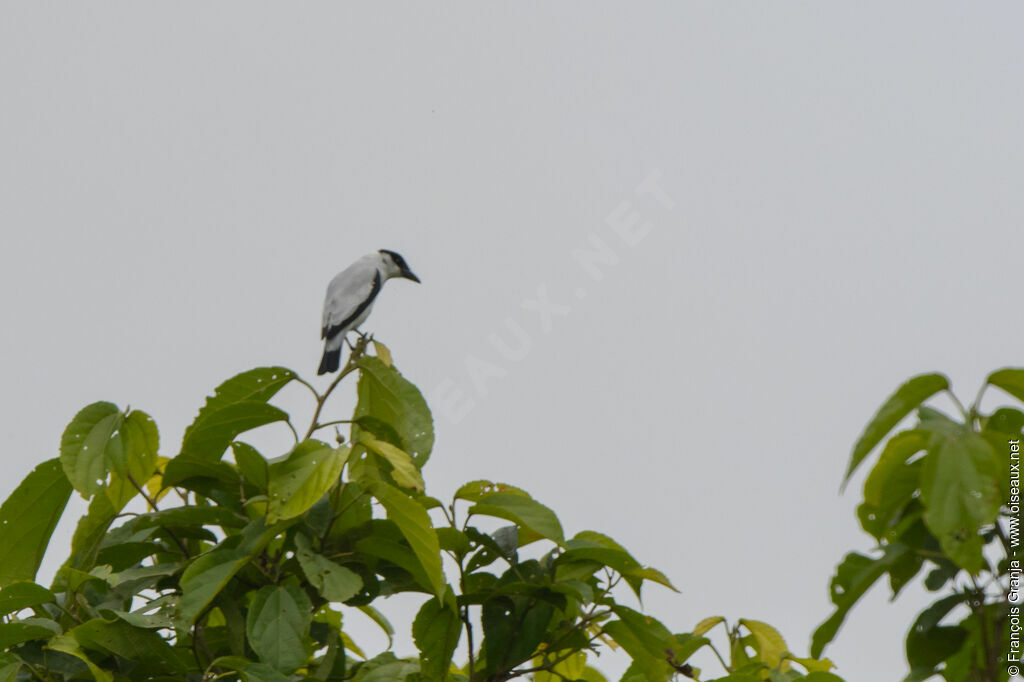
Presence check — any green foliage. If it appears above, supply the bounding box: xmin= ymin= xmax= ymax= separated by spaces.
xmin=9 ymin=337 xmax=810 ymax=682
xmin=816 ymin=369 xmax=1020 ymax=681
xmin=0 ymin=460 xmax=72 ymax=587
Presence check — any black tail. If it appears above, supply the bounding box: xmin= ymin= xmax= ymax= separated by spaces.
xmin=318 ymin=348 xmax=342 ymax=375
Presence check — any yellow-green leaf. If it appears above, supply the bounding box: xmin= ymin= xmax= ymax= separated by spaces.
xmin=367 ymin=482 xmax=445 ymax=598
xmin=358 ymin=433 xmax=424 ymax=492
xmin=267 ymin=441 xmax=348 ymax=523
xmin=353 ymin=357 xmax=434 ymax=466
xmin=373 ymin=340 xmax=393 ymax=367
xmin=843 ymin=373 xmax=949 ymax=488
xmin=739 ymin=618 xmax=789 ymax=669
xmin=693 ymin=616 xmax=725 ymax=636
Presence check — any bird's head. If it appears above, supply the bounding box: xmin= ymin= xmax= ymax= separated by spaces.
xmin=378 ymin=249 xmax=421 ymax=283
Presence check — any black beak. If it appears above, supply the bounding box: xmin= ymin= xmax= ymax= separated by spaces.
xmin=402 ymin=269 xmax=421 ymax=283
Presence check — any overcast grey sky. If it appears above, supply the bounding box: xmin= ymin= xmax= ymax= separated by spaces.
xmin=1 ymin=3 xmax=1022 ymax=679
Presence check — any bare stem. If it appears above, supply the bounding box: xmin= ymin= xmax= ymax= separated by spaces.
xmin=947 ymin=389 xmax=970 ymax=423
xmin=127 ymin=474 xmax=190 ymax=558
xmin=311 ymin=419 xmax=354 ymax=432
xmin=304 ymin=336 xmax=370 ymax=440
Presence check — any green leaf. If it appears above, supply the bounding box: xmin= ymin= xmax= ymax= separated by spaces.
xmin=246 ymin=583 xmax=313 ymax=673
xmin=58 ymin=405 xmax=158 ymax=501
xmin=469 ymin=493 xmax=565 ymax=545
xmin=182 ymin=402 xmax=289 ymax=462
xmin=353 ymin=357 xmax=434 ymax=466
xmin=0 ymin=662 xmax=20 ymax=682
xmin=358 ymin=433 xmax=424 ymax=492
xmin=987 ymin=368 xmax=1024 ymax=402
xmin=177 ymin=549 xmax=250 ymax=627
xmin=843 ymin=374 xmax=949 ymax=487
xmin=693 ymin=616 xmax=725 ymax=636
xmin=372 ymin=340 xmax=393 ymax=366
xmin=0 ymin=458 xmax=72 ymax=587
xmin=558 ymin=532 xmax=677 ymax=593
xmin=366 ymin=482 xmax=445 ymax=598
xmin=240 ymin=662 xmax=294 ymax=682
xmin=295 ymin=533 xmax=363 ymax=603
xmin=812 ymin=547 xmax=909 ymax=657
xmin=116 ymin=410 xmax=160 ymax=486
xmin=453 ymin=480 xmax=530 ymax=502
xmin=0 ymin=619 xmax=60 ymax=648
xmin=919 ymin=429 xmax=1000 ymax=572
xmin=358 ymin=659 xmax=420 ymax=682
xmin=60 ymin=402 xmax=121 ymax=497
xmin=482 ymin=594 xmax=555 ymax=676
xmin=208 ymin=657 xmax=295 ymax=682
xmin=668 ymin=632 xmax=710 ymax=665
xmin=70 ymin=618 xmax=186 ymax=672
xmin=738 ymin=619 xmax=788 ymax=668
xmin=0 ymin=582 xmax=55 ymax=616
xmin=233 ymin=441 xmax=269 ymax=489
xmin=46 ymin=633 xmax=114 ymax=682
xmin=534 ymin=651 xmax=587 ymax=682
xmin=64 ymin=482 xmax=144 ymax=575
xmin=602 ymin=619 xmax=671 ymax=682
xmin=136 ymin=506 xmax=248 ymax=531
xmin=209 ymin=657 xmax=271 ymax=682
xmin=182 ymin=367 xmax=295 ymax=458
xmin=413 ymin=596 xmax=461 ymax=681
xmin=905 ymin=594 xmax=968 ymax=668
xmin=785 ymin=656 xmax=836 ymax=674
xmin=610 ymin=605 xmax=677 ymax=662
xmin=628 ymin=566 xmax=679 ymax=592
xmin=603 ymin=611 xmax=680 ymax=680
xmin=161 ymin=454 xmax=240 ymax=490
xmin=267 ymin=441 xmax=349 ymax=523
xmin=858 ymin=430 xmax=928 ymax=538
xmin=176 ymin=520 xmax=283 ymax=626
xmin=355 ymin=533 xmax=435 ymax=592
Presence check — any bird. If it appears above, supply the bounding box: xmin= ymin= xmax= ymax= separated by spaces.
xmin=318 ymin=249 xmax=421 ymax=375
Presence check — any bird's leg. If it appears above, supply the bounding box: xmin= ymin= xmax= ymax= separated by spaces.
xmin=345 ymin=334 xmax=357 ymax=351
xmin=350 ymin=331 xmax=371 ymax=361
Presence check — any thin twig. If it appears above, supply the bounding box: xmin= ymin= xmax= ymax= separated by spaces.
xmin=304 ymin=336 xmax=369 ymax=440
xmin=946 ymin=389 xmax=970 ymax=422
xmin=311 ymin=419 xmax=354 ymax=432
xmin=127 ymin=474 xmax=190 ymax=558
xmin=283 ymin=418 xmax=300 ymax=444
xmin=293 ymin=375 xmax=322 ymax=402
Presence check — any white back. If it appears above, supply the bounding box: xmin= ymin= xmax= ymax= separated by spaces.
xmin=321 ymin=252 xmax=384 ymax=334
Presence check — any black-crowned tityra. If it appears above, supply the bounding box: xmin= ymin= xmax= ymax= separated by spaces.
xmin=318 ymin=249 xmax=420 ymax=375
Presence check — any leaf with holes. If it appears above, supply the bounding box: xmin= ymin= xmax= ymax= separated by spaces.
xmin=267 ymin=441 xmax=348 ymax=523
xmin=358 ymin=432 xmax=423 ymax=492
xmin=181 ymin=367 xmax=295 ymax=460
xmin=60 ymin=402 xmax=122 ymax=497
xmin=919 ymin=429 xmax=1000 ymax=572
xmin=413 ymin=596 xmax=461 ymax=681
xmin=353 ymin=357 xmax=434 ymax=466
xmin=469 ymin=493 xmax=564 ymax=545
xmin=294 ymin=533 xmax=362 ymax=603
